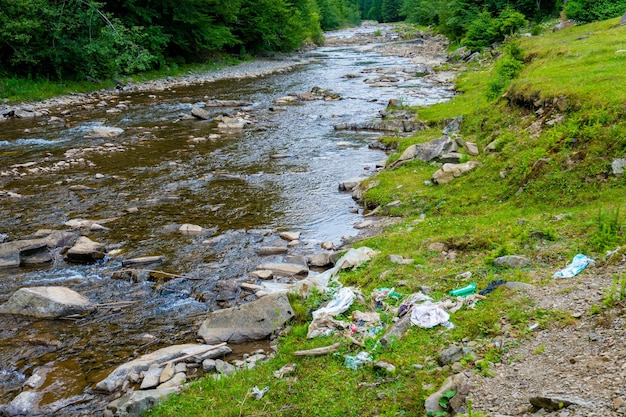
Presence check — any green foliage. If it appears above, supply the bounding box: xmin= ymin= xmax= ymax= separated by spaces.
xmin=0 ymin=0 xmax=359 ymax=82
xmin=587 ymin=206 xmax=622 ymax=254
xmin=381 ymin=0 xmax=404 ymax=22
xmin=487 ymin=41 xmax=525 ymax=99
xmin=603 ymin=274 xmax=626 ymax=308
xmin=463 ymin=7 xmax=527 ymax=51
xmin=565 ymin=0 xmax=626 ymax=23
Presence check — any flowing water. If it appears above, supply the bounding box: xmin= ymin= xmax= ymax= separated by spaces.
xmin=0 ymin=34 xmax=454 ymax=415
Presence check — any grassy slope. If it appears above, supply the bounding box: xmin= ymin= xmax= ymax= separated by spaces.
xmin=146 ymin=18 xmax=626 ymax=417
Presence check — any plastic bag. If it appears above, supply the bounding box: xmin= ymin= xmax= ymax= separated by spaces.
xmin=553 ymin=254 xmax=595 ymax=279
xmin=410 ymin=301 xmax=451 ymax=328
xmin=344 ymin=352 xmax=372 ymax=370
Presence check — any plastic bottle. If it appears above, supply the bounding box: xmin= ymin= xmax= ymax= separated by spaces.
xmin=449 ymin=282 xmax=477 ymax=297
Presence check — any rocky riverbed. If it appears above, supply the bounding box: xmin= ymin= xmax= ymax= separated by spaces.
xmin=0 ymin=23 xmax=457 ymax=416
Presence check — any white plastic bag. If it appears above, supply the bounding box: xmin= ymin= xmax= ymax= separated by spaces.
xmin=410 ymin=301 xmax=451 ymax=328
xmin=553 ymin=254 xmax=595 ymax=279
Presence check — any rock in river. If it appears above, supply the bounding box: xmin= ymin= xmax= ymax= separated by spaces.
xmin=64 ymin=236 xmax=106 ymax=263
xmin=198 ymin=293 xmax=294 ymax=344
xmin=96 ymin=343 xmax=226 ymax=393
xmin=0 ymin=286 xmax=96 ymax=318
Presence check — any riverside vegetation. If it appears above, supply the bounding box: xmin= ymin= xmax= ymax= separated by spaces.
xmin=145 ymin=16 xmax=626 ymax=417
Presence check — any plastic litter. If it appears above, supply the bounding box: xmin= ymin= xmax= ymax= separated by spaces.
xmin=258 ymin=247 xmax=379 ymax=296
xmin=479 ymin=279 xmax=507 ymax=295
xmin=553 ymin=254 xmax=595 ymax=278
xmin=449 ymin=282 xmax=476 ymax=297
xmin=344 ymin=352 xmax=372 ymax=370
xmin=307 ymin=287 xmax=356 ymax=338
xmin=372 ymin=287 xmax=402 ymax=302
xmin=409 ymin=301 xmax=451 ymax=329
xmin=251 ymin=385 xmax=269 ymax=400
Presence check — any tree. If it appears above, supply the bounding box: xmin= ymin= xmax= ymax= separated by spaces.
xmin=565 ymin=0 xmax=626 ymax=22
xmin=381 ymin=0 xmax=404 ymax=22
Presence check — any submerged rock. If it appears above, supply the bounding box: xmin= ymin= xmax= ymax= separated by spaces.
xmin=198 ymin=293 xmax=294 ymax=344
xmin=84 ymin=126 xmax=124 ymax=139
xmin=0 ymin=286 xmax=96 ymax=318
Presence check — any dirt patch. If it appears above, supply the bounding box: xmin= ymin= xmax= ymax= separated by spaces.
xmin=469 ymin=261 xmax=626 ymax=416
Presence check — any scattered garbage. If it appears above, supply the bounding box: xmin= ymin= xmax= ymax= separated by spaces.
xmin=307 ymin=287 xmax=356 ymax=338
xmin=449 ymin=282 xmax=476 ymax=297
xmin=553 ymin=254 xmax=595 ymax=278
xmin=251 ymin=385 xmax=269 ymax=400
xmin=344 ymin=352 xmax=372 ymax=370
xmin=479 ymin=280 xmax=507 ymax=295
xmin=372 ymin=287 xmax=402 ymax=302
xmin=410 ymin=301 xmax=452 ymax=329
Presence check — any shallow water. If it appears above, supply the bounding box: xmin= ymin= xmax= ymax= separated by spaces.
xmin=0 ymin=39 xmax=453 ymax=415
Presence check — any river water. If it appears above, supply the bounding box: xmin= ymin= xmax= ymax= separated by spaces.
xmin=0 ymin=31 xmax=453 ymax=415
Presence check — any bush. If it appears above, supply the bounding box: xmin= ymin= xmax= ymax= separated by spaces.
xmin=487 ymin=41 xmax=524 ymax=100
xmin=463 ymin=7 xmax=527 ymax=51
xmin=565 ymin=0 xmax=626 ymax=23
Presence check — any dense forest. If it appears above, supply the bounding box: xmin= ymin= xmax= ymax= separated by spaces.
xmin=1 ymin=0 xmax=624 ymax=82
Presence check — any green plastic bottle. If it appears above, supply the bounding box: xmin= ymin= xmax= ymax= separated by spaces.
xmin=449 ymin=282 xmax=476 ymax=297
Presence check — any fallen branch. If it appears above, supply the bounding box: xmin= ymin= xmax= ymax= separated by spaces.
xmin=157 ymin=342 xmax=227 ymax=367
xmin=294 ymin=342 xmax=341 ymax=356
xmin=346 ymin=336 xmax=365 ymax=348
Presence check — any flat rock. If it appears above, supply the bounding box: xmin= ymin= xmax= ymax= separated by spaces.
xmin=96 ymin=344 xmax=216 ymax=393
xmin=0 ymin=286 xmax=96 ymax=318
xmin=248 ymin=270 xmax=273 ymax=280
xmin=139 ymin=365 xmax=163 ymax=390
xmin=494 ymin=255 xmax=531 ymax=268
xmin=256 ymin=262 xmax=308 ymax=276
xmin=157 ymin=372 xmax=186 ymax=390
xmin=65 ymin=236 xmax=106 ymax=263
xmin=217 ymin=117 xmax=247 ymax=130
xmin=279 ymin=231 xmax=300 ymax=241
xmin=0 ymin=231 xmax=77 ymax=268
xmin=465 ymin=142 xmax=479 ymax=156
xmin=529 ymin=395 xmax=592 ymax=410
xmin=121 ymin=256 xmax=165 ymax=267
xmin=105 ymin=387 xmax=180 ymax=417
xmin=85 ymin=126 xmax=124 ymax=139
xmin=2 ymin=391 xmax=42 ymax=416
xmin=257 ymin=246 xmax=288 ymax=256
xmin=179 ymin=224 xmax=203 ymax=235
xmin=191 ymin=107 xmax=211 ymax=120
xmin=198 ymin=293 xmax=294 ymax=344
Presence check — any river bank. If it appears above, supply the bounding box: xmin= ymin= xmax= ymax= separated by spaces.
xmin=142 ymin=17 xmax=626 ymax=417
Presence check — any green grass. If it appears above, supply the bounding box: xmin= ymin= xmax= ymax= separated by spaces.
xmin=146 ymin=18 xmax=626 ymax=417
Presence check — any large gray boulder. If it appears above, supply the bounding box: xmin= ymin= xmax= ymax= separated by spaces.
xmin=391 ymin=135 xmax=457 ymax=168
xmin=64 ymin=236 xmax=106 ymax=263
xmin=0 ymin=286 xmax=96 ymax=318
xmin=198 ymin=293 xmax=294 ymax=344
xmin=104 ymin=387 xmax=181 ymax=417
xmin=96 ymin=344 xmax=224 ymax=393
xmin=0 ymin=231 xmax=77 ymax=268
xmin=621 ymin=11 xmax=626 ymax=25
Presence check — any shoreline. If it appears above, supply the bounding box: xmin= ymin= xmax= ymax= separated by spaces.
xmin=1 ymin=24 xmax=452 ymax=118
